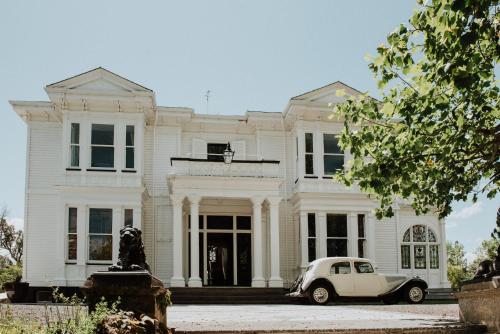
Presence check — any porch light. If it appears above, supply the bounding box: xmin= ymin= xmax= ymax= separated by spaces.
xmin=223 ymin=142 xmax=235 ymax=164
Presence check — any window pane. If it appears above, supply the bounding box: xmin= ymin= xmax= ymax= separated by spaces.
xmin=428 ymin=229 xmax=437 ymax=242
xmin=430 ymin=245 xmax=439 ymax=269
xmin=327 ymin=239 xmax=348 ymax=257
xmin=413 ymin=225 xmax=426 ymax=242
xmin=126 ymin=125 xmax=134 ymax=146
xmin=357 ymin=214 xmax=365 ymax=238
xmin=126 ymin=147 xmax=134 ymax=169
xmin=91 ymin=124 xmax=114 ymax=145
xmin=358 ymin=239 xmax=365 ymax=258
xmin=323 ymin=134 xmax=342 ymax=154
xmin=70 ymin=146 xmax=79 ymax=167
xmin=354 ymin=262 xmax=374 ymax=273
xmin=414 ymin=245 xmax=426 ymax=269
xmin=237 ymin=216 xmax=251 ymax=230
xmin=124 ymin=209 xmax=133 ymax=227
xmin=89 ymin=209 xmax=112 ymax=234
xmin=403 ymin=229 xmax=411 ymax=242
xmin=207 ymin=143 xmax=226 ymax=162
xmin=70 ymin=123 xmax=80 ymax=144
xmin=68 ymin=234 xmax=77 ymax=260
xmin=324 ymin=155 xmax=344 ymax=175
xmin=326 ymin=214 xmax=347 ymax=237
xmin=68 ymin=207 xmax=77 ymax=233
xmin=91 ymin=147 xmax=114 ymax=168
xmin=330 ymin=262 xmax=351 ymax=275
xmin=401 ymin=245 xmax=411 ymax=269
xmin=305 ymin=154 xmax=314 ymax=174
xmin=308 ymin=239 xmax=316 ymax=262
xmin=305 ymin=133 xmax=313 ymax=153
xmin=207 ymin=215 xmax=233 ymax=229
xmin=89 ymin=235 xmax=112 ymax=261
xmin=307 ymin=213 xmax=316 ymax=237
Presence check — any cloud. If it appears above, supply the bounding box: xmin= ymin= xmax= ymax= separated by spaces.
xmin=5 ymin=217 xmax=24 ymax=231
xmin=446 ymin=202 xmax=483 ymax=228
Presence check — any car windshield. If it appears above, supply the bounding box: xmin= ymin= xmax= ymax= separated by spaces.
xmin=354 ymin=262 xmax=374 ymax=273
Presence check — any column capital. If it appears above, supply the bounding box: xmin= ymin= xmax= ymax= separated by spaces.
xmin=250 ymin=196 xmax=265 ymax=207
xmin=349 ymin=212 xmax=357 ymax=218
xmin=187 ymin=195 xmax=201 ymax=205
xmin=170 ymin=194 xmax=185 ymax=206
xmin=267 ymin=197 xmax=282 ymax=207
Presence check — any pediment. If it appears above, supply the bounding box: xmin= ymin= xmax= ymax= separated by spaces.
xmin=45 ymin=67 xmax=152 ymax=95
xmin=291 ymin=81 xmax=365 ymax=104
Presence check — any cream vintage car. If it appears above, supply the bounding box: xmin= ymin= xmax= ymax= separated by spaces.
xmin=288 ymin=257 xmax=427 ymax=305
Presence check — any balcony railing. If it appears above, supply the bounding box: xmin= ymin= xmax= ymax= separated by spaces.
xmin=170 ymin=158 xmax=280 ymax=178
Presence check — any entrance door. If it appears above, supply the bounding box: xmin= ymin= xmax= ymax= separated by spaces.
xmin=207 ymin=233 xmax=234 ymax=286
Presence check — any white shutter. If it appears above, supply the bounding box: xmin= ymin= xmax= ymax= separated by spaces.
xmin=231 ymin=140 xmax=246 ymax=160
xmin=192 ymin=138 xmax=207 ymax=159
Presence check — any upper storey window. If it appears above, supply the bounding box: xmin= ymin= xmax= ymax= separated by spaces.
xmin=305 ymin=133 xmax=314 ymax=175
xmin=207 ymin=143 xmax=226 ymax=162
xmin=125 ymin=125 xmax=135 ymax=169
xmin=70 ymin=123 xmax=80 ymax=167
xmin=91 ymin=124 xmax=114 ymax=168
xmin=323 ymin=134 xmax=344 ymax=175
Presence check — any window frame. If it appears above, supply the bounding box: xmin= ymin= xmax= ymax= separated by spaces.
xmin=400 ymin=224 xmax=439 ymax=270
xmin=124 ymin=125 xmax=135 ymax=170
xmin=326 ymin=213 xmax=348 ymax=257
xmin=90 ymin=124 xmax=115 ymax=169
xmin=88 ymin=208 xmax=113 ymax=263
xmin=207 ymin=143 xmax=227 ymax=162
xmin=323 ymin=133 xmax=344 ymax=176
xmin=304 ymin=133 xmax=314 ymax=175
xmin=69 ymin=123 xmax=80 ymax=168
xmin=66 ymin=207 xmax=78 ymax=263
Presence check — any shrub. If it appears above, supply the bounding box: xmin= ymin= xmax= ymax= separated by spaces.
xmin=0 ymin=265 xmax=21 ymax=292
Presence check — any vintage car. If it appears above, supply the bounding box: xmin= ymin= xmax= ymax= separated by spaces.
xmin=288 ymin=257 xmax=427 ymax=305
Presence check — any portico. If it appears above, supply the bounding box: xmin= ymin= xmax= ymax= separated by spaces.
xmin=167 ymin=174 xmax=283 ymax=288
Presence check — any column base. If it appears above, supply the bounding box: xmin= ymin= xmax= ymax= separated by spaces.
xmin=251 ymin=278 xmax=266 ymax=287
xmin=170 ymin=277 xmax=186 ymax=287
xmin=188 ymin=277 xmax=202 ymax=287
xmin=268 ymin=277 xmax=283 ymax=288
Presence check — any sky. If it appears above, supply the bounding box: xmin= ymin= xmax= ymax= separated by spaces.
xmin=0 ymin=1 xmax=497 ymax=259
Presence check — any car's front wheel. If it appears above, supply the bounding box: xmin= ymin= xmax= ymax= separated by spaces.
xmin=405 ymin=285 xmax=425 ymax=304
xmin=308 ymin=283 xmax=331 ymax=305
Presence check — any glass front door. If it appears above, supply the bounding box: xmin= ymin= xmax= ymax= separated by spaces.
xmin=207 ymin=233 xmax=234 ymax=286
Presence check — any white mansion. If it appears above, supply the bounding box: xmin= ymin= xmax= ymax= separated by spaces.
xmin=11 ymin=68 xmax=449 ymax=294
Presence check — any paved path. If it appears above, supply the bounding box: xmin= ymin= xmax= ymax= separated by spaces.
xmin=168 ymin=304 xmax=462 ymax=332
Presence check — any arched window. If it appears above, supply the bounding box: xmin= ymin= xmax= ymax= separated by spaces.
xmin=401 ymin=225 xmax=439 ymax=269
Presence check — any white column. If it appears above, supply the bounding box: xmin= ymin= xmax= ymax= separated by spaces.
xmin=439 ymin=220 xmax=451 ymax=288
xmin=296 ymin=128 xmax=305 ymax=178
xmin=317 ymin=212 xmax=327 ymax=258
xmin=299 ymin=211 xmax=309 ymax=269
xmin=112 ymin=207 xmax=122 ymax=265
xmin=348 ymin=212 xmax=358 ymax=257
xmin=314 ymin=127 xmax=324 ymax=177
xmin=366 ymin=213 xmax=376 ymax=261
xmin=188 ymin=195 xmax=202 ymax=287
xmin=170 ymin=194 xmax=185 ymax=287
xmin=268 ymin=197 xmax=283 ymax=287
xmin=251 ymin=196 xmax=265 ymax=287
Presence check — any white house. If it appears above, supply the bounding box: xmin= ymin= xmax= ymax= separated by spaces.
xmin=10 ymin=68 xmax=449 ymax=299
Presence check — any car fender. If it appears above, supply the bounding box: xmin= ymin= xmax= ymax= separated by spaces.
xmin=379 ymin=277 xmax=428 ymax=297
xmin=302 ymin=278 xmax=336 ymax=296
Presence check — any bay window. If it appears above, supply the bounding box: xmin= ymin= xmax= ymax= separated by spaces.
xmin=305 ymin=133 xmax=314 ymax=175
xmin=357 ymin=214 xmax=366 ymax=258
xmin=326 ymin=214 xmax=348 ymax=257
xmin=91 ymin=124 xmax=114 ymax=168
xmin=125 ymin=125 xmax=135 ymax=169
xmin=323 ymin=134 xmax=344 ymax=175
xmin=307 ymin=213 xmax=316 ymax=262
xmin=69 ymin=123 xmax=80 ymax=167
xmin=67 ymin=207 xmax=77 ymax=261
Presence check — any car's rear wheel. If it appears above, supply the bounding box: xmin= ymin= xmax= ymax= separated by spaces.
xmin=308 ymin=283 xmax=331 ymax=305
xmin=405 ymin=285 xmax=425 ymax=304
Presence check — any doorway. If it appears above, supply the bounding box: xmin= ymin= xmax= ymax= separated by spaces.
xmin=207 ymin=233 xmax=234 ymax=286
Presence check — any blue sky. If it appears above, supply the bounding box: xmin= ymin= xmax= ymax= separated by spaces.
xmin=0 ymin=1 xmax=497 ymax=258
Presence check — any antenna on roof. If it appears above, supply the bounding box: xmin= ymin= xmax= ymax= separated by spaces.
xmin=205 ymin=90 xmax=211 ymax=114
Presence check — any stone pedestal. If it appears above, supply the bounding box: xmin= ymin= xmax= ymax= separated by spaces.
xmin=455 ymin=276 xmax=500 ymax=333
xmin=81 ymin=271 xmax=169 ymax=328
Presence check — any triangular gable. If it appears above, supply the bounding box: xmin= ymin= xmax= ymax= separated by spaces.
xmin=291 ymin=81 xmax=365 ymax=104
xmin=45 ymin=67 xmax=152 ymax=94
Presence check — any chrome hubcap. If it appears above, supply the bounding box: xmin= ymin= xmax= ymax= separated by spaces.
xmin=409 ymin=287 xmax=423 ymax=302
xmin=313 ymin=287 xmax=329 ymax=303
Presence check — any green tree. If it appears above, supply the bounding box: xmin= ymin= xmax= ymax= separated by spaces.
xmin=468 ymin=238 xmax=500 ymax=273
xmin=334 ymin=0 xmax=499 ymax=221
xmin=0 ymin=207 xmax=23 ymax=265
xmin=447 ymin=240 xmax=471 ymax=289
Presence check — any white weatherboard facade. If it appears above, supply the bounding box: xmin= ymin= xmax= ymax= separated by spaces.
xmin=11 ymin=68 xmax=450 ymax=291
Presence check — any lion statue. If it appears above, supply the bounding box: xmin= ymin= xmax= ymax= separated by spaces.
xmin=108 ymin=226 xmax=151 ymax=272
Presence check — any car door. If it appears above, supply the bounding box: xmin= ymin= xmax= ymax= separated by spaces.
xmin=327 ymin=261 xmax=354 ymax=296
xmin=353 ymin=261 xmax=383 ymax=296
